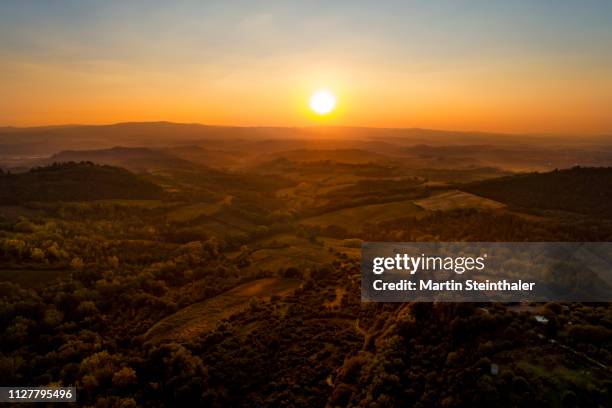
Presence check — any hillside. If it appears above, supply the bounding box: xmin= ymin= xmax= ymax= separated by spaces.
xmin=258 ymin=148 xmax=393 ymax=164
xmin=3 ymin=122 xmax=610 ymax=159
xmin=162 ymin=145 xmax=242 ymax=168
xmin=0 ymin=162 xmax=163 ymax=204
xmin=463 ymin=167 xmax=612 ymax=217
xmin=407 ymin=144 xmax=612 ymax=171
xmin=45 ymin=146 xmax=194 ymax=171
xmin=145 ymin=278 xmax=301 ymax=343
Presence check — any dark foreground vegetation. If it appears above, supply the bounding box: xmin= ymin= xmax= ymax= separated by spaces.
xmin=1 ymin=137 xmax=611 ymax=407
xmin=0 ymin=162 xmax=163 ymax=204
xmin=464 ymin=166 xmax=612 ymax=218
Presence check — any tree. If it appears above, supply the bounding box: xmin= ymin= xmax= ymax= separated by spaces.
xmin=112 ymin=367 xmax=137 ymax=388
xmin=70 ymin=257 xmax=85 ymax=271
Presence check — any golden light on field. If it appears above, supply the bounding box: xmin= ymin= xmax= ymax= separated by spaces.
xmin=309 ymin=89 xmax=337 ymax=115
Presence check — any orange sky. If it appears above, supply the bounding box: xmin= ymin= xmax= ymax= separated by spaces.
xmin=1 ymin=1 xmax=612 ymax=134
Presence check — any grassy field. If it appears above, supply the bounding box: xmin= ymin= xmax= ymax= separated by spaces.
xmin=320 ymin=237 xmax=363 ymax=258
xmin=145 ymin=278 xmax=301 ymax=342
xmin=92 ymin=199 xmax=166 ymax=208
xmin=243 ymin=233 xmax=361 ymax=262
xmin=301 ymin=199 xmax=424 ymax=229
xmin=166 ymin=196 xmax=232 ymax=222
xmin=414 ymin=190 xmax=505 ymax=211
xmin=243 ymin=241 xmax=336 ymax=275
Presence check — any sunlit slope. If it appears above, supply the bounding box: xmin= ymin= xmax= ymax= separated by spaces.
xmin=145 ymin=278 xmax=301 ymax=343
xmin=45 ymin=146 xmax=194 ymax=171
xmin=301 ymin=200 xmax=424 ymax=230
xmin=414 ymin=190 xmax=505 ymax=211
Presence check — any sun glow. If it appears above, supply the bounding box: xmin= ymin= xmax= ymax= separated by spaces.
xmin=309 ymin=89 xmax=337 ymax=115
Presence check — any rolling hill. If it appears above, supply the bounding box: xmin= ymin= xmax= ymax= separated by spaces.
xmin=161 ymin=145 xmax=242 ymax=168
xmin=257 ymin=148 xmax=393 ymax=164
xmin=462 ymin=167 xmax=612 ymax=217
xmin=44 ymin=146 xmax=194 ymax=171
xmin=145 ymin=278 xmax=302 ymax=343
xmin=0 ymin=162 xmax=164 ymax=204
xmin=3 ymin=121 xmax=610 ymax=159
xmin=407 ymin=144 xmax=612 ymax=171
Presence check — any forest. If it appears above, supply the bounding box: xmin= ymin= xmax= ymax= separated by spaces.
xmin=0 ymin=162 xmax=163 ymax=204
xmin=463 ymin=167 xmax=612 ymax=218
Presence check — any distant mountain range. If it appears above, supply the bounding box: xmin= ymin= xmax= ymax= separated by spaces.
xmin=1 ymin=121 xmax=610 ymax=156
xmin=1 ymin=122 xmax=612 ymax=173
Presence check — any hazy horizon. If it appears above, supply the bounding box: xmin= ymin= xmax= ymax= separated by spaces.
xmin=2 ymin=120 xmax=612 ymax=139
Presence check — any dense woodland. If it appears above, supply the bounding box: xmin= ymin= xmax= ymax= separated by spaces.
xmin=464 ymin=167 xmax=612 ymax=218
xmin=1 ymin=155 xmax=611 ymax=407
xmin=0 ymin=162 xmax=163 ymax=204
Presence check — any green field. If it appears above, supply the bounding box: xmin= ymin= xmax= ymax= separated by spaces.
xmin=234 ymin=234 xmax=337 ymax=275
xmin=166 ymin=196 xmax=232 ymax=222
xmin=320 ymin=237 xmax=363 ymax=258
xmin=145 ymin=278 xmax=301 ymax=342
xmin=92 ymin=199 xmax=166 ymax=208
xmin=414 ymin=190 xmax=505 ymax=211
xmin=301 ymin=199 xmax=424 ymax=229
xmin=244 ymin=233 xmax=361 ymax=262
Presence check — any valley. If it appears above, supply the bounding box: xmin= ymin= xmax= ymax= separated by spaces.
xmin=0 ymin=123 xmax=611 ymax=407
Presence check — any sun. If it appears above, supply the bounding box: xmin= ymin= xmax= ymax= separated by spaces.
xmin=309 ymin=89 xmax=336 ymax=115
